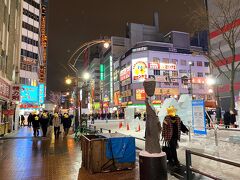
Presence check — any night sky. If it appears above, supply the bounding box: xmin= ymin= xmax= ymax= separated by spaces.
xmin=47 ymin=0 xmax=202 ymax=92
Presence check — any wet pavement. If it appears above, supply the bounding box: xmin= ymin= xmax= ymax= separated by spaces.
xmin=0 ymin=127 xmax=140 ymax=180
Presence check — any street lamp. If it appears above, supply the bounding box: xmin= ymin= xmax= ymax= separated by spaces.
xmin=83 ymin=72 xmax=90 ymax=80
xmin=206 ymin=75 xmax=222 ymax=123
xmin=65 ymin=76 xmax=72 ymax=85
xmin=188 ymin=61 xmax=193 ymax=98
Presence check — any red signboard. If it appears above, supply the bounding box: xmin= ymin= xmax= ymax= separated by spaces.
xmin=0 ymin=78 xmax=10 ymax=99
xmin=120 ymin=66 xmax=131 ymax=81
xmin=3 ymin=109 xmax=14 ymax=115
xmin=136 ymin=89 xmax=146 ymax=100
xmin=20 ymin=104 xmax=40 ymax=109
xmin=11 ymin=85 xmax=20 ymax=101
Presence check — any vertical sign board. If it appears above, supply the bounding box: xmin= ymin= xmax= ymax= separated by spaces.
xmin=192 ymin=100 xmax=207 ymax=135
xmin=38 ymin=84 xmax=45 ymax=104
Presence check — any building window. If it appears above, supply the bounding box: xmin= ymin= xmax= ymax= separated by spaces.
xmin=172 ymin=59 xmax=178 ymax=65
xmin=204 ymin=62 xmax=209 ymax=67
xmin=180 ymin=60 xmax=186 ymax=66
xmin=197 ymin=61 xmax=203 ymax=66
xmin=154 ymin=70 xmax=161 ymax=75
xmin=205 ymin=73 xmax=210 ymax=76
xmin=172 ymin=71 xmax=178 ymax=77
xmin=163 ymin=71 xmax=169 ymax=76
xmin=153 ymin=57 xmax=160 ymax=63
xmin=197 ymin=72 xmax=203 ymax=77
xmin=163 ymin=58 xmax=169 ymax=64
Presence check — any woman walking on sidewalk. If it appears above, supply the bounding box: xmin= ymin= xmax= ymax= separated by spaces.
xmin=53 ymin=113 xmax=61 ymax=139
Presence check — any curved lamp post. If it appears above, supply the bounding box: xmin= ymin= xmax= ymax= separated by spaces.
xmin=66 ymin=39 xmax=110 ymax=130
xmin=67 ymin=39 xmax=111 ymax=73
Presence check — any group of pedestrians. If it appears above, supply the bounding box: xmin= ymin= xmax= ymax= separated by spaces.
xmin=20 ymin=111 xmax=72 ymax=138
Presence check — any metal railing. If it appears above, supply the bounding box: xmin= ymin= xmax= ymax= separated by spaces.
xmin=186 ymin=149 xmax=240 ymax=180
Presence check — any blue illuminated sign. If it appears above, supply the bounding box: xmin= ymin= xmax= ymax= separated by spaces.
xmin=38 ymin=84 xmax=45 ymax=104
xmin=20 ymin=85 xmax=39 ymax=103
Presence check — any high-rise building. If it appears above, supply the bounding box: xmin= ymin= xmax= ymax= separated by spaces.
xmin=0 ymin=0 xmax=22 ymax=134
xmin=207 ymin=0 xmax=240 ymax=111
xmin=20 ymin=0 xmax=41 ymax=86
xmin=19 ymin=0 xmax=48 ymax=114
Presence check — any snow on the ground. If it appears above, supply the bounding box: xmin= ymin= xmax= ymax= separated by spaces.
xmin=92 ymin=120 xmax=240 ymax=180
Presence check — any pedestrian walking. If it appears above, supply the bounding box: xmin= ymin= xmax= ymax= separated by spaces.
xmin=20 ymin=115 xmax=25 ymax=127
xmin=162 ymin=106 xmax=189 ymax=167
xmin=40 ymin=112 xmax=49 ymax=137
xmin=27 ymin=113 xmax=32 ymax=127
xmin=62 ymin=113 xmax=72 ymax=136
xmin=223 ymin=111 xmax=231 ymax=128
xmin=53 ymin=113 xmax=61 ymax=139
xmin=31 ymin=112 xmax=40 ymax=137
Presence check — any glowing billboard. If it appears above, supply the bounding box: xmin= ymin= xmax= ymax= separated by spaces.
xmin=132 ymin=57 xmax=148 ymax=83
xmin=20 ymin=85 xmax=39 ymax=103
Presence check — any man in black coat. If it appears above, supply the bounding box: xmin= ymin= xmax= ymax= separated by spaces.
xmin=40 ymin=112 xmax=49 ymax=137
xmin=62 ymin=113 xmax=72 ymax=136
xmin=31 ymin=112 xmax=40 ymax=137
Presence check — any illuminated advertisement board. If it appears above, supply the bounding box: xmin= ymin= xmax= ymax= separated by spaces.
xmin=148 ymin=62 xmax=176 ymax=70
xmin=132 ymin=57 xmax=148 ymax=83
xmin=120 ymin=66 xmax=131 ymax=81
xmin=38 ymin=84 xmax=45 ymax=104
xmin=20 ymin=85 xmax=39 ymax=103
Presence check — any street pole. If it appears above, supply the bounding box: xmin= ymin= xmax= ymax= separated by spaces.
xmin=189 ymin=62 xmax=193 ymax=98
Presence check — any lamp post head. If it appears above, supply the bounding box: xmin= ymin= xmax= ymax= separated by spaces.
xmin=189 ymin=61 xmax=192 ymax=65
xmin=65 ymin=77 xmax=72 ymax=85
xmin=103 ymin=42 xmax=110 ymax=49
xmin=83 ymin=72 xmax=90 ymax=80
xmin=206 ymin=77 xmax=216 ymax=86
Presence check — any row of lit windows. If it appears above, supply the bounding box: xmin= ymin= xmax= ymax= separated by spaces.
xmin=20 ymin=62 xmax=38 ymax=72
xmin=23 ymin=0 xmax=40 ymax=9
xmin=153 ymin=70 xmax=209 ymax=77
xmin=21 ymin=49 xmax=38 ymax=60
xmin=20 ymin=77 xmax=38 ymax=86
xmin=23 ymin=8 xmax=39 ymax=21
xmin=152 ymin=58 xmax=209 ymax=67
xmin=22 ymin=22 xmax=39 ymax=34
xmin=22 ymin=35 xmax=39 ymax=47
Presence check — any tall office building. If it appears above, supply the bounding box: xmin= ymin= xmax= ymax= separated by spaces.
xmin=207 ymin=0 xmax=240 ymax=111
xmin=0 ymin=0 xmax=22 ymax=134
xmin=20 ymin=0 xmax=41 ymax=86
xmin=19 ymin=0 xmax=48 ymax=113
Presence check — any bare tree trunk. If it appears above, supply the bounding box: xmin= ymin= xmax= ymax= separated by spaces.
xmin=230 ymin=74 xmax=235 ymax=111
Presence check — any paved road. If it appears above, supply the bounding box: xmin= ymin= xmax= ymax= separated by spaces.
xmin=0 ymin=127 xmax=141 ymax=180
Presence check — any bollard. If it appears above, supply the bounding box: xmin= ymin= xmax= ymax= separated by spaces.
xmin=108 ymin=130 xmax=111 ymax=133
xmin=188 ymin=125 xmax=191 ymax=142
xmin=214 ymin=128 xmax=218 ymax=146
xmin=186 ymin=149 xmax=192 ymax=180
xmin=100 ymin=128 xmax=103 ymax=133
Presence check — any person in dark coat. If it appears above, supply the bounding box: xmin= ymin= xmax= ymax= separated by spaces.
xmin=230 ymin=110 xmax=237 ymax=127
xmin=31 ymin=112 xmax=40 ymax=137
xmin=162 ymin=106 xmax=189 ymax=167
xmin=20 ymin=115 xmax=25 ymax=127
xmin=27 ymin=113 xmax=32 ymax=127
xmin=223 ymin=111 xmax=231 ymax=128
xmin=62 ymin=113 xmax=72 ymax=136
xmin=40 ymin=112 xmax=49 ymax=137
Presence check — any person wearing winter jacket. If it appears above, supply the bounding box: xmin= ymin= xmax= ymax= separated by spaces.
xmin=162 ymin=106 xmax=189 ymax=167
xmin=53 ymin=113 xmax=61 ymax=138
xmin=40 ymin=112 xmax=49 ymax=137
xmin=31 ymin=111 xmax=40 ymax=137
xmin=62 ymin=113 xmax=72 ymax=136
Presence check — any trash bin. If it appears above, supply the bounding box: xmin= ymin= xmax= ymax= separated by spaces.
xmin=81 ymin=133 xmax=136 ymax=174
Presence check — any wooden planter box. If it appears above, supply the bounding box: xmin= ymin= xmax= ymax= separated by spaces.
xmin=81 ymin=134 xmax=135 ymax=174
